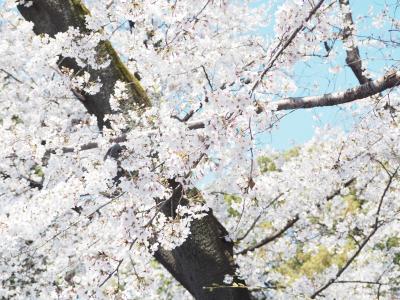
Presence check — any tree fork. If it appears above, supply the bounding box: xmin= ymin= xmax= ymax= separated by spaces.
xmin=17 ymin=1 xmax=250 ymax=299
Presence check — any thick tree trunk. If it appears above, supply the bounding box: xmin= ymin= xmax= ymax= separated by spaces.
xmin=155 ymin=181 xmax=249 ymax=300
xmin=18 ymin=0 xmax=150 ymax=129
xmin=17 ymin=1 xmax=250 ymax=299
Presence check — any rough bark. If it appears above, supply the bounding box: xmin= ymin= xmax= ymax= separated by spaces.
xmin=339 ymin=0 xmax=370 ymax=84
xmin=18 ymin=0 xmax=150 ymax=129
xmin=155 ymin=181 xmax=249 ymax=299
xmin=17 ymin=1 xmax=250 ymax=299
xmin=274 ymin=70 xmax=400 ymax=110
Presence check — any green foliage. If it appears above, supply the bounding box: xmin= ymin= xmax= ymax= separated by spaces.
xmin=257 ymin=147 xmax=300 ymax=174
xmin=387 ymin=237 xmax=400 ymax=249
xmin=34 ymin=165 xmax=44 ymax=178
xmin=342 ymin=188 xmax=365 ymax=216
xmin=157 ymin=274 xmax=173 ymax=296
xmin=223 ymin=194 xmax=242 ymax=217
xmin=257 ymin=156 xmax=277 ymax=173
xmin=277 ymin=241 xmax=356 ymax=281
xmin=374 ymin=236 xmax=400 ymax=251
xmin=283 ymin=147 xmax=300 ymax=160
xmin=394 ymin=252 xmax=400 ymax=265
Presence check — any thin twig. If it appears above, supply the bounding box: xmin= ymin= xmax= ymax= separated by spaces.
xmin=193 ymin=0 xmax=211 ymax=22
xmin=250 ymin=0 xmax=326 ymax=95
xmin=201 ymin=65 xmax=214 ymax=91
xmin=0 ymin=68 xmax=23 ymax=83
xmin=98 ymin=259 xmax=124 ymax=287
xmin=311 ymin=166 xmax=399 ymax=298
xmin=235 ymin=192 xmax=285 ymax=242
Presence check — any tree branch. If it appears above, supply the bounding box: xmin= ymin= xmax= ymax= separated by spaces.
xmin=201 ymin=65 xmax=214 ymax=91
xmin=235 ymin=193 xmax=285 ymax=243
xmin=236 ymin=215 xmax=299 ymax=255
xmin=189 ymin=70 xmax=400 ymax=130
xmin=310 ymin=166 xmax=399 ymax=298
xmin=18 ymin=2 xmax=250 ymax=299
xmin=326 ymin=178 xmax=355 ymax=201
xmin=339 ymin=0 xmax=371 ymax=84
xmin=0 ymin=68 xmax=23 ymax=83
xmin=273 ymin=70 xmax=400 ymax=110
xmin=250 ymin=0 xmax=326 ymax=95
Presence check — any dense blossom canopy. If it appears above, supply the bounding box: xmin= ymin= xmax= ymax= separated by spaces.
xmin=1 ymin=0 xmax=400 ymax=299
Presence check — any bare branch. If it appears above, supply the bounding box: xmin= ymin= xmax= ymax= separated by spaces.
xmin=171 ymin=109 xmax=195 ymax=122
xmin=188 ymin=120 xmax=206 ymax=130
xmin=98 ymin=259 xmax=123 ymax=287
xmin=172 ymin=103 xmax=202 ymax=124
xmin=236 ymin=215 xmax=299 ymax=255
xmin=0 ymin=68 xmax=23 ymax=83
xmin=339 ymin=0 xmax=370 ymax=84
xmin=274 ymin=70 xmax=400 ymax=110
xmin=201 ymin=65 xmax=214 ymax=91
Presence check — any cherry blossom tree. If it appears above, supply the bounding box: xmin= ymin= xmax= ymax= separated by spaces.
xmin=1 ymin=0 xmax=400 ymax=299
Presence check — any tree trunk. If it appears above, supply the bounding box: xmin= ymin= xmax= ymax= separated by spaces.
xmin=18 ymin=0 xmax=150 ymax=129
xmin=17 ymin=1 xmax=250 ymax=299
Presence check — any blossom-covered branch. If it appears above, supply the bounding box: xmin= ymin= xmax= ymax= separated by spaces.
xmin=250 ymin=0 xmax=326 ymax=94
xmin=310 ymin=166 xmax=399 ymax=298
xmin=18 ymin=0 xmax=150 ymax=128
xmin=189 ymin=71 xmax=400 ymax=130
xmin=2 ymin=0 xmax=400 ymax=299
xmin=16 ymin=1 xmax=251 ymax=299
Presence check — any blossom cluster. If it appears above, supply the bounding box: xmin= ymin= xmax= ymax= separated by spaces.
xmin=0 ymin=0 xmax=399 ymax=299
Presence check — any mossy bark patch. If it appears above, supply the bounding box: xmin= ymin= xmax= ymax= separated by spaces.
xmin=98 ymin=40 xmax=150 ymax=109
xmin=18 ymin=0 xmax=150 ymax=129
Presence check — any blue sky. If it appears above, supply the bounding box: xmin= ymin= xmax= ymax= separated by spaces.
xmin=1 ymin=0 xmax=397 ymax=150
xmin=263 ymin=0 xmax=399 ymax=149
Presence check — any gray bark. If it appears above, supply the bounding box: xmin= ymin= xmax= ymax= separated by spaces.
xmin=339 ymin=0 xmax=370 ymax=84
xmin=18 ymin=0 xmax=150 ymax=129
xmin=275 ymin=70 xmax=400 ymax=110
xmin=17 ymin=1 xmax=250 ymax=299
